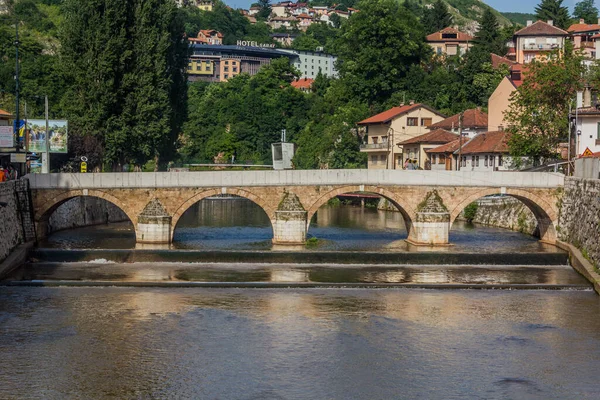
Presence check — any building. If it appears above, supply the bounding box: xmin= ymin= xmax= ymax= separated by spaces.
xmin=268 ymin=16 xmax=297 ymax=30
xmin=188 ymin=44 xmax=297 ymax=82
xmin=189 ymin=30 xmax=223 ymax=45
xmin=281 ymin=49 xmax=338 ymax=79
xmin=456 ymin=131 xmax=512 ymax=171
xmin=568 ymin=19 xmax=600 ymax=60
xmin=195 ymin=0 xmax=213 ymax=11
xmin=0 ymin=109 xmax=11 ymax=126
xmin=291 ymin=78 xmax=313 ymax=93
xmin=357 ymin=103 xmax=446 ymax=169
xmin=248 ymin=6 xmax=261 ymax=15
xmin=428 ymin=108 xmax=488 ymax=139
xmin=571 ymin=100 xmax=600 ymax=157
xmin=513 ymin=20 xmax=569 ymax=64
xmin=426 ymin=27 xmax=473 ymax=57
xmin=488 ymin=65 xmax=524 ymax=131
xmin=297 ymin=13 xmax=313 ymax=30
xmin=270 ymin=33 xmax=299 ymax=47
xmin=398 ymin=129 xmax=459 ymax=170
xmin=426 ymin=139 xmax=462 ymax=171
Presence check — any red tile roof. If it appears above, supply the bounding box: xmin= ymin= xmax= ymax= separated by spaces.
xmin=426 ymin=27 xmax=473 ymax=42
xmin=426 ymin=139 xmax=462 ymax=154
xmin=573 ymin=106 xmax=600 ymax=115
xmin=568 ymin=22 xmax=600 ymax=33
xmin=491 ymin=53 xmax=517 ymax=69
xmin=0 ymin=109 xmax=12 ymax=117
xmin=514 ymin=21 xmax=569 ymax=36
xmin=398 ymin=129 xmax=459 ymax=145
xmin=429 ymin=109 xmax=488 ymax=130
xmin=458 ymin=131 xmax=511 ymax=155
xmin=291 ymin=78 xmax=314 ymax=89
xmin=357 ymin=104 xmax=443 ymax=125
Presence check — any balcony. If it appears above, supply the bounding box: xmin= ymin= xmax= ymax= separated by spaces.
xmin=360 ymin=143 xmax=389 ymax=151
xmin=522 ymin=43 xmax=561 ymax=51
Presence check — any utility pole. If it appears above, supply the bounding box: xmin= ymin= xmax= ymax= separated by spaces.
xmin=457 ymin=112 xmax=464 ymax=171
xmin=14 ymin=21 xmax=20 ymax=150
xmin=44 ymin=95 xmax=49 ymax=173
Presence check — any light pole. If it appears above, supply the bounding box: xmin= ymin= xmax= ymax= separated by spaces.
xmin=14 ymin=22 xmax=20 ymax=151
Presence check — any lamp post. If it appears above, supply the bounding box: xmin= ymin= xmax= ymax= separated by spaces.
xmin=14 ymin=22 xmax=20 ymax=150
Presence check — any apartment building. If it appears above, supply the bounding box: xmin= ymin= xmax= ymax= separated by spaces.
xmin=426 ymin=27 xmax=473 ymax=57
xmin=513 ymin=20 xmax=569 ymax=64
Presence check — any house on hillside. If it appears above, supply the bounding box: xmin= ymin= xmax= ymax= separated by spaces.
xmin=189 ymin=30 xmax=223 ymax=45
xmin=426 ymin=27 xmax=473 ymax=57
xmin=195 ymin=0 xmax=213 ymax=11
xmin=570 ymin=87 xmax=600 ymax=156
xmin=568 ymin=19 xmax=600 ymax=60
xmin=488 ymin=64 xmax=524 ymax=131
xmin=0 ymin=109 xmax=11 ymax=126
xmin=513 ymin=20 xmax=569 ymax=64
xmin=357 ymin=103 xmax=446 ymax=169
xmin=291 ymin=78 xmax=314 ymax=93
xmin=428 ymin=108 xmax=488 ymax=139
xmin=398 ymin=129 xmax=459 ymax=170
xmin=456 ymin=131 xmax=513 ymax=171
xmin=270 ymin=32 xmax=299 ymax=46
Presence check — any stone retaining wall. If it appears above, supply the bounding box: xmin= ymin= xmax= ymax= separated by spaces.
xmin=0 ymin=181 xmax=24 ymax=263
xmin=48 ymin=197 xmax=129 ymax=233
xmin=558 ymin=177 xmax=600 ymax=269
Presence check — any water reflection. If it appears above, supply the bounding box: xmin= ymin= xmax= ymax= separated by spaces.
xmin=1 ymin=288 xmax=599 ymax=399
xmin=40 ymin=200 xmax=559 ymax=253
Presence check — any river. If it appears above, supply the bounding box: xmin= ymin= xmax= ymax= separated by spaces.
xmin=1 ymin=199 xmax=600 ymax=399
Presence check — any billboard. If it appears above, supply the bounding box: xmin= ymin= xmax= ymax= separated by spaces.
xmin=27 ymin=120 xmax=68 ymax=153
xmin=0 ymin=125 xmax=12 ymax=148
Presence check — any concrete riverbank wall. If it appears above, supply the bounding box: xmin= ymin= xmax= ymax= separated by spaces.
xmin=48 ymin=197 xmax=129 ymax=233
xmin=0 ymin=181 xmax=24 ymax=264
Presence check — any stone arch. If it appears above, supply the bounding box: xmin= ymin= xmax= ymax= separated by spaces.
xmin=170 ymin=187 xmax=275 ymax=238
xmin=448 ymin=188 xmax=559 ymax=243
xmin=35 ymin=190 xmax=136 ymax=239
xmin=305 ymin=185 xmax=416 ymax=235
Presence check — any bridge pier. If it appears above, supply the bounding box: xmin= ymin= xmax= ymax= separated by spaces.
xmin=136 ymin=199 xmax=172 ymax=244
xmin=408 ymin=213 xmax=450 ymax=246
xmin=272 ymin=191 xmax=308 ymax=245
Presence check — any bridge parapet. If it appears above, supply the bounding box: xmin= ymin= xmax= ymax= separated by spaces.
xmin=26 ymin=170 xmax=565 ymax=190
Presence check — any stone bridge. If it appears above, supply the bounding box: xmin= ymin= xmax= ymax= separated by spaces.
xmin=26 ymin=170 xmax=565 ymax=246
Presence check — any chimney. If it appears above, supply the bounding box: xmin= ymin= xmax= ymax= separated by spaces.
xmin=580 ymin=19 xmax=585 ymax=24
xmin=547 ymin=20 xmax=553 ymax=26
xmin=527 ymin=20 xmax=532 ymax=26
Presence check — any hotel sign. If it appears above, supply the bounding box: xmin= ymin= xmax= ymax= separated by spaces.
xmin=237 ymin=40 xmax=276 ymax=49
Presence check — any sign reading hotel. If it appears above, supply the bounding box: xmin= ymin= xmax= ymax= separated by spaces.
xmin=236 ymin=40 xmax=276 ymax=49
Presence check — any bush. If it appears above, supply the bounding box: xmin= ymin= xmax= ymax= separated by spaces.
xmin=464 ymin=202 xmax=479 ymax=223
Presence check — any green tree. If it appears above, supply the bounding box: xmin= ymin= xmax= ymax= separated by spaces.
xmin=422 ymin=0 xmax=452 ymax=34
xmin=573 ymin=0 xmax=599 ymax=24
xmin=292 ymin=34 xmax=321 ymax=51
xmin=534 ymin=0 xmax=571 ymax=30
xmin=473 ymin=8 xmax=506 ymax=56
xmin=335 ymin=0 xmax=430 ymax=106
xmin=256 ymin=0 xmax=272 ymax=21
xmin=505 ymin=42 xmax=585 ymax=165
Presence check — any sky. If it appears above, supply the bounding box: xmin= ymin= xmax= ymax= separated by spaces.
xmin=222 ymin=0 xmax=592 ymax=15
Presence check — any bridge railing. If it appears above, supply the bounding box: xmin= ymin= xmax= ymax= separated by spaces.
xmin=25 ymin=170 xmax=565 ymax=189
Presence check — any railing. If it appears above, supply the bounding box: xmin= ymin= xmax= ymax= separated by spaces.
xmin=360 ymin=143 xmax=388 ymax=150
xmin=522 ymin=43 xmax=561 ymax=50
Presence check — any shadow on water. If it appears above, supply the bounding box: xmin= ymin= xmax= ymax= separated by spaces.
xmin=39 ymin=199 xmax=562 ymax=254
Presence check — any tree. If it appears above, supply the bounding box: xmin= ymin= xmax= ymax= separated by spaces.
xmin=534 ymin=0 xmax=571 ymax=30
xmin=422 ymin=0 xmax=452 ymax=34
xmin=256 ymin=0 xmax=272 ymax=21
xmin=573 ymin=0 xmax=599 ymax=24
xmin=505 ymin=42 xmax=585 ymax=165
xmin=335 ymin=0 xmax=430 ymax=106
xmin=473 ymin=9 xmax=505 ymax=56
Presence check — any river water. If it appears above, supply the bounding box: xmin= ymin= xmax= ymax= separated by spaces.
xmin=2 ymin=199 xmax=600 ymax=399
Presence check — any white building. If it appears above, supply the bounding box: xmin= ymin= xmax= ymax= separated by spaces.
xmin=280 ymin=49 xmax=338 ymax=79
xmin=455 ymin=131 xmax=513 ymax=171
xmin=572 ymin=106 xmax=600 ymax=156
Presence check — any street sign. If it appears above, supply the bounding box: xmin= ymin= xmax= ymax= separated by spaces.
xmin=80 ymin=161 xmax=87 ymax=173
xmin=582 ymin=147 xmax=594 ymax=157
xmin=10 ymin=153 xmax=26 ymax=163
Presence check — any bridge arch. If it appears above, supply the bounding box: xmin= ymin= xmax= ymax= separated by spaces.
xmin=448 ymin=188 xmax=559 ymax=243
xmin=35 ymin=190 xmax=137 ymax=239
xmin=170 ymin=188 xmax=275 ymax=238
xmin=305 ymin=185 xmax=416 ymax=235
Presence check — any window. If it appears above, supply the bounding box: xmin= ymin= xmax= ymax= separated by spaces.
xmin=442 ymin=33 xmax=458 ymax=39
xmin=188 ymin=65 xmax=192 ymax=70
xmin=462 ymin=156 xmax=466 ymax=167
xmin=225 ymin=61 xmax=229 ymax=65
xmin=371 ymin=155 xmax=377 ymax=164
xmin=224 ymin=74 xmax=229 ymax=79
xmin=431 ymin=155 xmax=437 ymax=164
xmin=436 ymin=47 xmax=442 ymax=55
xmin=498 ymin=155 xmax=503 ymax=166
xmin=484 ymin=155 xmax=488 ymax=167
xmin=380 ymin=155 xmax=386 ymax=163
xmin=233 ymin=67 xmax=237 ymax=72
xmin=196 ymin=65 xmax=201 ymax=71
xmin=439 ymin=154 xmax=445 ymax=164
xmin=421 ymin=118 xmax=432 ymax=127
xmin=224 ymin=67 xmax=229 ymax=72
xmin=407 ymin=117 xmax=418 ymax=126
xmin=471 ymin=156 xmax=475 ymax=166
xmin=381 ymin=136 xmax=388 ymax=144
xmin=597 ymin=122 xmax=600 ymax=139
xmin=205 ymin=66 xmax=210 ymax=71
xmin=475 ymin=156 xmax=480 ymax=167
xmin=372 ymin=137 xmax=378 ymax=144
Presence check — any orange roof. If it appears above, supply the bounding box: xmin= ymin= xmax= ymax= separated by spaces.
xmin=514 ymin=21 xmax=569 ymax=36
xmin=426 ymin=27 xmax=473 ymax=43
xmin=291 ymin=78 xmax=314 ymax=89
xmin=297 ymin=13 xmax=312 ymax=19
xmin=568 ymin=22 xmax=600 ymax=33
xmin=0 ymin=109 xmax=12 ymax=118
xmin=426 ymin=139 xmax=462 ymax=154
xmin=429 ymin=109 xmax=488 ymax=130
xmin=200 ymin=29 xmax=223 ymax=38
xmin=357 ymin=104 xmax=443 ymax=125
xmin=398 ymin=129 xmax=459 ymax=145
xmin=459 ymin=131 xmax=511 ymax=155
xmin=491 ymin=53 xmax=517 ymax=69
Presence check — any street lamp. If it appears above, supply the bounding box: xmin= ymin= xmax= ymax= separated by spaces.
xmin=387 ymin=127 xmax=400 ymax=169
xmin=14 ymin=21 xmax=20 ymax=151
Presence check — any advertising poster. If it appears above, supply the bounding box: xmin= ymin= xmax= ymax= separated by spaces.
xmin=27 ymin=120 xmax=68 ymax=153
xmin=0 ymin=125 xmax=13 ymax=148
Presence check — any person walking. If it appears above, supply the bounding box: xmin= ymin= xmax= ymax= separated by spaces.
xmin=0 ymin=166 xmax=5 ymax=182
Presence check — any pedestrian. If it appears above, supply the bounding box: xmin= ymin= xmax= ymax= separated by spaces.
xmin=0 ymin=166 xmax=5 ymax=182
xmin=8 ymin=165 xmax=18 ymax=180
